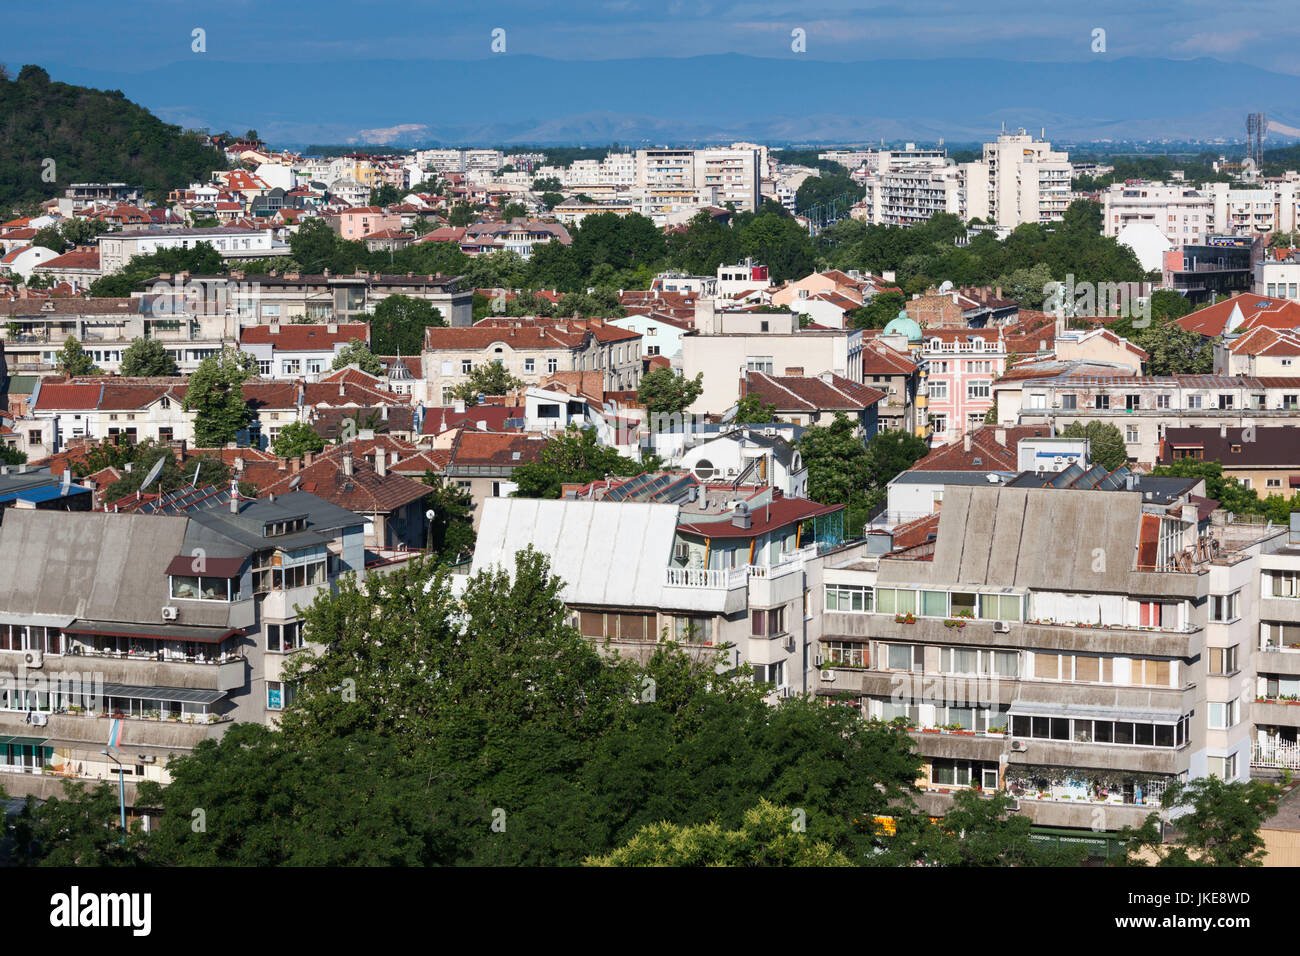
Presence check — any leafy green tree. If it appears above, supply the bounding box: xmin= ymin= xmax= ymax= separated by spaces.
xmin=993 ymin=263 xmax=1055 ymax=309
xmin=848 ymin=291 xmax=907 ymax=331
xmin=136 ymin=725 xmax=458 ymax=866
xmin=799 ymin=412 xmax=869 ymax=506
xmin=532 ymin=177 xmax=562 ymax=192
xmin=89 ymin=242 xmax=224 ymax=297
xmin=540 ymin=192 xmax=565 ymax=210
xmin=331 ymin=339 xmax=384 ymax=375
xmin=501 ymin=201 xmax=527 ymax=221
xmin=369 ymin=294 xmax=444 ymax=356
xmin=638 ymin=368 xmax=704 ymax=416
xmin=184 ymin=349 xmax=256 ymax=447
xmin=10 ymin=781 xmax=147 ymax=866
xmin=369 ymin=183 xmax=403 ymax=207
xmin=1134 ymin=321 xmax=1213 ymax=375
xmin=119 ymin=337 xmax=179 ymax=376
xmin=0 ymin=66 xmax=228 ymax=209
xmin=0 ymin=446 xmax=27 ymax=466
xmin=1117 ymin=776 xmax=1280 ymax=867
xmin=1061 ymin=420 xmax=1128 ymax=470
xmin=55 ymin=336 xmax=97 ymax=375
xmin=863 ymin=428 xmax=929 ymax=491
xmin=512 ymin=426 xmax=643 ymax=498
xmin=448 ymin=203 xmax=477 ymax=227
xmin=420 ymin=472 xmax=476 ymax=560
xmin=452 ymin=361 xmax=524 ymax=404
xmin=585 ymin=800 xmax=853 ymax=867
xmin=732 ymin=394 xmax=777 ymax=424
xmin=1149 ymin=288 xmax=1194 ymax=323
xmin=911 ymin=789 xmax=1086 ymax=866
xmin=271 ymin=420 xmax=326 ymax=459
xmin=667 ymin=210 xmax=742 ymax=276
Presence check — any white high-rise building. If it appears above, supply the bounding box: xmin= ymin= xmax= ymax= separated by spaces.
xmin=967 ymin=131 xmax=1072 ymax=228
xmin=1101 ymin=183 xmax=1214 ymax=245
xmin=693 ymin=147 xmax=761 ymax=212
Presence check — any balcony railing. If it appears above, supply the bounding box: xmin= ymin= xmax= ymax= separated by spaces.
xmin=1252 ymin=738 xmax=1300 ymax=769
xmin=664 ymin=567 xmax=748 ymax=589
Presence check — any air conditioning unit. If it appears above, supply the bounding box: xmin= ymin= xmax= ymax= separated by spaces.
xmin=138 ymin=754 xmax=157 ymax=764
xmin=24 ymin=650 xmax=43 ymax=669
xmin=993 ymin=621 xmax=1010 ymax=633
xmin=776 ymin=686 xmax=792 ymax=699
xmin=783 ymin=635 xmax=796 ymax=653
xmin=1011 ymin=740 xmax=1028 ymax=752
xmin=161 ymin=606 xmax=179 ymax=621
xmin=30 ymin=713 xmax=47 ymax=727
xmin=820 ymin=669 xmax=835 ymax=682
xmin=672 ymin=542 xmax=689 ymax=562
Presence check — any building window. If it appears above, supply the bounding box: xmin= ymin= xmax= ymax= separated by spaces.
xmin=1125 ymin=394 xmax=1140 ymax=410
xmin=1061 ymin=393 xmax=1077 ymax=410
xmin=524 ymin=358 xmax=535 ymax=373
xmin=929 ymin=380 xmax=948 ymax=401
xmin=822 ymin=641 xmax=865 ymax=667
xmin=258 ymin=361 xmax=272 ymax=376
xmin=1125 ymin=425 xmax=1139 ymax=444
xmin=1155 ymin=394 xmax=1170 ymax=409
xmin=1207 ymin=754 xmax=1237 ymax=780
xmin=547 ymin=358 xmax=558 ymax=373
xmin=825 ymin=585 xmax=872 ymax=613
xmin=930 ymin=414 xmax=948 ymax=436
xmin=1209 ymin=591 xmax=1240 ymax=623
xmin=1208 ymin=645 xmax=1238 ymax=676
xmin=1208 ymin=699 xmax=1239 ymax=730
xmin=461 ymin=359 xmax=473 ymax=374
xmin=1095 ymin=394 xmax=1110 ymax=410
xmin=266 ymin=621 xmax=305 ymax=652
xmin=886 ymin=643 xmax=924 ymax=672
xmin=746 ymin=356 xmax=774 ymax=374
xmin=751 ymin=605 xmax=788 ymax=637
xmin=1187 ymin=394 xmax=1202 ymax=410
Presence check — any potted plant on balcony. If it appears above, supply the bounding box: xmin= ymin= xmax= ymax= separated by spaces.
xmin=895 ymin=612 xmax=916 ymax=624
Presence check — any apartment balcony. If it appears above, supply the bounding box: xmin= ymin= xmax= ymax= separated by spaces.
xmin=1252 ymin=736 xmax=1300 ymax=770
xmin=662 ymin=566 xmax=749 ymax=614
xmin=1258 ymin=645 xmax=1300 ymax=676
xmin=827 ymin=614 xmax=1204 ymax=657
xmin=913 ymin=788 xmax=1156 ymax=831
xmin=6 ymin=649 xmax=245 ymax=692
xmin=260 ymin=584 xmax=325 ymax=621
xmin=1253 ymin=699 xmax=1300 ymax=727
xmin=1259 ymin=596 xmax=1300 ymax=623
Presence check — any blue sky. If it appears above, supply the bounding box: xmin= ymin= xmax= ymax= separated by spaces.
xmin=3 ymin=0 xmax=1298 ymax=73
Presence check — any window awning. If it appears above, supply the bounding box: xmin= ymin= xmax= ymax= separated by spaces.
xmin=99 ymin=684 xmax=226 ymax=705
xmin=1009 ymin=700 xmax=1182 ymax=724
xmin=164 ymin=555 xmax=248 ymax=578
xmin=0 ymin=736 xmax=49 ymax=747
xmin=63 ymin=621 xmax=243 ymax=644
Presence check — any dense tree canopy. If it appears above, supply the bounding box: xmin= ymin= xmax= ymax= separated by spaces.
xmin=0 ymin=66 xmax=227 ymax=210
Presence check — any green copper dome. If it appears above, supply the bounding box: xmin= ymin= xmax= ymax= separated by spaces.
xmin=882 ymin=309 xmax=923 ymax=343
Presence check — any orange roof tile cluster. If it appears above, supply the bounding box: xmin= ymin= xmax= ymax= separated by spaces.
xmin=239 ymin=323 xmax=369 ymax=350
xmin=743 ymin=372 xmax=886 ymax=413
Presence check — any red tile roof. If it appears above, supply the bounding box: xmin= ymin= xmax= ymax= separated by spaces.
xmin=743 ymin=372 xmax=885 ymax=412
xmin=1176 ymin=293 xmax=1300 ymax=337
xmin=239 ymin=323 xmax=369 ymax=350
xmin=448 ymin=431 xmax=547 ymax=467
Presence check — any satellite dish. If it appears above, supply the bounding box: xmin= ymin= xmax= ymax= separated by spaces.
xmin=288 ymin=476 xmax=302 ymax=491
xmin=139 ymin=456 xmax=166 ymax=492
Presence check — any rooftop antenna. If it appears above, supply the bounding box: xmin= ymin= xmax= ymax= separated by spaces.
xmin=190 ymin=462 xmax=202 ymax=488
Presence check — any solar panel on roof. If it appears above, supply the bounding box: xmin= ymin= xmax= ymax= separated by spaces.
xmin=1076 ymin=464 xmax=1107 ymax=489
xmin=1048 ymin=463 xmax=1083 ymax=488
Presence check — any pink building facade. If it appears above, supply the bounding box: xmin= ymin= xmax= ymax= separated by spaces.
xmin=919 ymin=328 xmax=1006 ymax=445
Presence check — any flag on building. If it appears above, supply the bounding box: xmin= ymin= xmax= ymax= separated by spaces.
xmin=107 ymin=718 xmax=122 ymax=749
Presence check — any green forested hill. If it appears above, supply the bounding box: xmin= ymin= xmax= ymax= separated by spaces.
xmin=0 ymin=64 xmax=228 ymax=213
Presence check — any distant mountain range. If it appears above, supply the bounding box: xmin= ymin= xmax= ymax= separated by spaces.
xmin=35 ymin=54 xmax=1300 ymax=149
